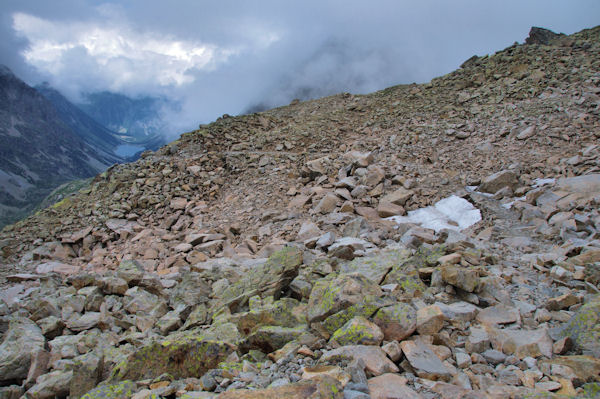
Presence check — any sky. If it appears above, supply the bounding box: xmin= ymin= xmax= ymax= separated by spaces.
xmin=1 ymin=1 xmax=599 ymax=138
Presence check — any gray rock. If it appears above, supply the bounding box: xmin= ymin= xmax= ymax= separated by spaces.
xmin=0 ymin=317 xmax=45 ymax=384
xmin=25 ymin=370 xmax=72 ymax=399
xmin=478 ymin=170 xmax=519 ymax=194
xmin=400 ymin=340 xmax=452 ymax=381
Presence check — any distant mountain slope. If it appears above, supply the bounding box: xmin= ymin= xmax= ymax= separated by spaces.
xmin=78 ymin=91 xmax=167 ymax=152
xmin=0 ymin=65 xmax=123 ymax=227
xmin=36 ymin=83 xmax=122 ymax=156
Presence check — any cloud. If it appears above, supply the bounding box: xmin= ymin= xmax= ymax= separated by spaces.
xmin=2 ymin=0 xmax=600 ymax=139
xmin=12 ymin=11 xmax=242 ymax=97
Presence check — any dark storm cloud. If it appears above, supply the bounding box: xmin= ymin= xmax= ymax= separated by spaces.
xmin=1 ymin=0 xmax=599 ymax=137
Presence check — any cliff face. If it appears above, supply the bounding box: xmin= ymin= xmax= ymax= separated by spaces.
xmin=0 ymin=66 xmax=123 ymax=227
xmin=0 ymin=27 xmax=599 ymax=398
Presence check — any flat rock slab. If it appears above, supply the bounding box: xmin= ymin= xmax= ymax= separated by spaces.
xmin=476 ymin=304 xmax=520 ymax=326
xmin=400 ymin=340 xmax=452 ymax=381
xmin=321 ymin=345 xmax=399 ymax=377
xmin=368 ymin=373 xmax=423 ymax=399
xmin=36 ymin=262 xmax=80 ymax=275
xmin=339 ymin=249 xmax=411 ymax=284
xmin=218 ymin=375 xmax=343 ymax=398
xmin=487 ymin=327 xmax=553 ymax=359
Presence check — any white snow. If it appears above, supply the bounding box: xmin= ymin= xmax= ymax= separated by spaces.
xmin=387 ymin=195 xmax=481 ymax=232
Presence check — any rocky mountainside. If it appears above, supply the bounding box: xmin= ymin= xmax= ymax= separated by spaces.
xmin=0 ymin=26 xmax=599 ymax=398
xmin=0 ymin=66 xmax=124 ymax=228
xmin=35 ymin=84 xmax=122 ymax=157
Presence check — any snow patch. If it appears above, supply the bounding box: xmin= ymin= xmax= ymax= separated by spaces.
xmin=387 ymin=195 xmax=481 ymax=232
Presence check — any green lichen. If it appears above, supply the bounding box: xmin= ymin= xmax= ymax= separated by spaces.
xmin=80 ymin=381 xmax=136 ymax=399
xmin=113 ymin=335 xmax=234 ymax=381
xmin=330 ymin=317 xmax=379 ymax=346
xmin=556 ymin=295 xmax=600 ymax=356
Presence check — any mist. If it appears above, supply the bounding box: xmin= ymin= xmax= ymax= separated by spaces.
xmin=1 ymin=0 xmax=599 ymax=139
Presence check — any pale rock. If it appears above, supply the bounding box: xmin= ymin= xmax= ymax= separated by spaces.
xmin=381 ymin=188 xmax=413 ymax=206
xmin=465 ymin=327 xmax=490 ymax=353
xmin=435 ymin=302 xmax=479 ymax=322
xmin=416 ymin=305 xmax=445 ymax=335
xmin=476 ymin=304 xmax=520 ymax=326
xmin=381 ymin=341 xmax=402 ymax=362
xmin=344 ymin=151 xmax=374 ymax=167
xmin=546 ymin=293 xmax=579 ymax=311
xmin=478 ymin=170 xmax=519 ymax=194
xmin=320 ymin=345 xmax=399 ymax=376
xmin=170 ymin=197 xmax=188 ymax=210
xmin=296 ymin=221 xmax=322 ymax=242
xmin=25 ymin=370 xmax=72 ymax=399
xmin=440 ymin=265 xmax=479 ymax=293
xmin=516 ymin=126 xmax=536 ymax=140
xmin=487 ymin=327 xmax=553 ymax=359
xmin=377 ymin=202 xmax=405 ymax=218
xmin=367 ymin=373 xmax=423 ymax=399
xmin=455 ymin=352 xmax=471 ymax=368
xmin=400 ymin=340 xmax=453 ymax=381
xmin=314 ymin=193 xmax=339 ymax=214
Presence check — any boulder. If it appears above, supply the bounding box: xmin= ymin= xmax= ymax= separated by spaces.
xmin=321 ymin=345 xmax=399 ymax=377
xmin=400 ymin=340 xmax=452 ymax=381
xmin=112 ymin=332 xmax=235 ymax=381
xmin=478 ymin=170 xmax=519 ymax=194
xmin=80 ymin=381 xmax=137 ymax=399
xmin=213 ymin=247 xmax=303 ymax=313
xmin=307 ymin=273 xmax=383 ymax=323
xmin=440 ymin=265 xmax=479 ymax=293
xmin=368 ymin=373 xmax=423 ymax=399
xmin=24 ymin=370 xmax=72 ymax=399
xmin=373 ymin=303 xmax=417 ymax=341
xmin=552 ymin=295 xmax=600 ymax=357
xmin=381 ymin=188 xmax=413 ymax=206
xmin=0 ymin=317 xmax=46 ymax=384
xmin=330 ymin=316 xmax=384 ymax=346
xmin=416 ymin=305 xmax=445 ymax=335
xmin=218 ymin=375 xmax=343 ymax=398
xmin=339 ymin=249 xmax=411 ymax=284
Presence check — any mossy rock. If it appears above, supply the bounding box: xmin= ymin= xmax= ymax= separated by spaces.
xmin=380 ymin=246 xmax=440 ymax=297
xmin=231 ymin=297 xmax=307 ymax=336
xmin=213 ymin=247 xmax=303 ymax=313
xmin=373 ymin=302 xmax=417 ymax=341
xmin=339 ymin=249 xmax=411 ymax=284
xmin=307 ymin=273 xmax=383 ymax=323
xmin=330 ymin=316 xmax=383 ymax=346
xmin=321 ymin=295 xmax=392 ymax=335
xmin=242 ymin=325 xmax=307 ymax=353
xmin=81 ymin=381 xmax=137 ymax=399
xmin=554 ymin=295 xmax=600 ymax=357
xmin=112 ymin=334 xmax=235 ymax=381
xmin=217 ymin=374 xmax=342 ymax=398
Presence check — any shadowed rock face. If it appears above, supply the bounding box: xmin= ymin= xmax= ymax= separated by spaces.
xmin=525 ymin=27 xmax=565 ymax=45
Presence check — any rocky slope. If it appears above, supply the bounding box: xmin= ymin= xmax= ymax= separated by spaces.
xmin=0 ymin=26 xmax=599 ymax=398
xmin=0 ymin=66 xmax=124 ymax=228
